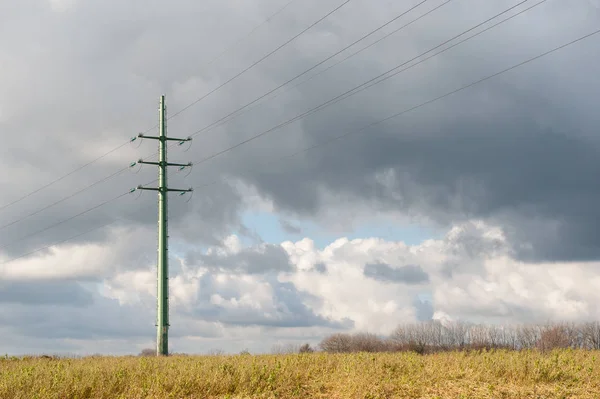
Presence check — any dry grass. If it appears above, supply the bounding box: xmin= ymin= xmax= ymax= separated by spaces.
xmin=0 ymin=349 xmax=598 ymax=398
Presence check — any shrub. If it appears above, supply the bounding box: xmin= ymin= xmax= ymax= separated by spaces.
xmin=320 ymin=333 xmax=386 ymax=353
xmin=537 ymin=324 xmax=570 ymax=353
xmin=298 ymin=343 xmax=314 ymax=353
xmin=320 ymin=333 xmax=353 ymax=353
xmin=139 ymin=348 xmax=156 ymax=357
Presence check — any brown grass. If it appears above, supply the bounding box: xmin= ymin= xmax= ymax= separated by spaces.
xmin=0 ymin=349 xmax=598 ymax=398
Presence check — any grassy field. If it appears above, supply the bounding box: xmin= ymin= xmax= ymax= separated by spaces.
xmin=0 ymin=350 xmax=598 ymax=398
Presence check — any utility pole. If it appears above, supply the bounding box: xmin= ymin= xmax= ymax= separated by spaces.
xmin=136 ymin=95 xmax=192 ymax=356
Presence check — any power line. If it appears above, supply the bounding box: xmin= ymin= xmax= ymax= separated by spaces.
xmin=185 ymin=0 xmax=299 ymax=82
xmin=0 ymin=218 xmax=120 ymax=267
xmin=237 ymin=0 xmax=452 ymax=117
xmin=0 ymin=167 xmax=129 ymax=232
xmin=0 ymin=1 xmax=299 ymax=215
xmin=283 ymin=0 xmax=546 ymax=125
xmin=179 ymin=0 xmax=443 ymax=141
xmin=156 ymin=0 xmax=443 ymax=160
xmin=0 ymin=160 xmax=174 ymax=243
xmin=0 ymin=0 xmax=542 ymax=237
xmin=0 ymin=190 xmax=132 ymax=253
xmin=0 ymin=1 xmax=355 ymax=255
xmin=188 ymin=0 xmax=541 ymax=167
xmin=0 ymin=141 xmax=132 ymax=214
xmin=144 ymin=0 xmax=301 ymax=133
xmin=166 ymin=0 xmax=352 ymax=121
xmin=3 ymin=26 xmax=597 ymax=267
xmin=0 ymin=0 xmax=351 ymax=229
xmin=192 ymin=26 xmax=600 ymax=192
xmin=136 ymin=95 xmax=194 ymax=356
xmin=296 ymin=0 xmax=549 ymax=122
xmin=0 ymin=176 xmax=167 ymax=266
xmin=0 ymin=0 xmax=536 ymax=237
xmin=0 ymin=174 xmax=159 ymax=254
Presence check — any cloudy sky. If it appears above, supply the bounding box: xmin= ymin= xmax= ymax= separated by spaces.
xmin=1 ymin=0 xmax=599 ymax=355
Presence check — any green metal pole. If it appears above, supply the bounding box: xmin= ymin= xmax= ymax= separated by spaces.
xmin=134 ymin=95 xmax=192 ymax=357
xmin=157 ymin=94 xmax=169 ymax=356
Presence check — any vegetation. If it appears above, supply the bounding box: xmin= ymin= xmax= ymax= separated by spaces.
xmin=0 ymin=350 xmax=599 ymax=398
xmin=2 ymin=322 xmax=600 ymax=398
xmin=319 ymin=321 xmax=600 ymax=354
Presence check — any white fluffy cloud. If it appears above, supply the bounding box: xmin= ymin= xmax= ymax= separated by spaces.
xmin=2 ymin=218 xmax=599 ymax=355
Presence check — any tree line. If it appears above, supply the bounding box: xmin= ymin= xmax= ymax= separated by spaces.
xmin=139 ymin=321 xmax=600 ymax=356
xmin=316 ymin=320 xmax=600 ymax=354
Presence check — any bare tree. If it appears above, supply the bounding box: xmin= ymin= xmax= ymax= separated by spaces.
xmin=390 ymin=322 xmax=436 ymax=354
xmin=320 ymin=333 xmax=353 ymax=353
xmin=350 ymin=333 xmax=386 ymax=352
xmin=445 ymin=321 xmax=469 ymax=349
xmin=390 ymin=325 xmax=409 ymax=345
xmin=537 ymin=323 xmax=570 ymax=353
xmin=516 ymin=324 xmax=541 ymax=350
xmin=298 ymin=343 xmax=314 ymax=353
xmin=468 ymin=324 xmax=490 ymax=350
xmin=139 ymin=348 xmax=156 ymax=357
xmin=582 ymin=321 xmax=600 ymax=349
xmin=487 ymin=325 xmax=504 ymax=348
xmin=563 ymin=322 xmax=584 ymax=349
xmin=272 ymin=343 xmax=300 ymax=354
xmin=426 ymin=321 xmax=446 ymax=350
xmin=320 ymin=320 xmax=600 ymax=355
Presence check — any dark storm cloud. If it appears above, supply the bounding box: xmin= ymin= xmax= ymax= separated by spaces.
xmin=3 ymin=0 xmax=598 ymax=264
xmin=0 ymin=0 xmax=598 ymax=299
xmin=364 ymin=262 xmax=429 ymax=284
xmin=0 ymin=0 xmax=317 ymax=256
xmin=227 ymin=0 xmax=600 ymax=262
xmin=303 ymin=115 xmax=600 ymax=262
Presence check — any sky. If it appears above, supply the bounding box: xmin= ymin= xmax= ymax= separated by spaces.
xmin=0 ymin=0 xmax=600 ymax=355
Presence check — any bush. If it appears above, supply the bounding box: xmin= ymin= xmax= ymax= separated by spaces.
xmin=350 ymin=333 xmax=386 ymax=353
xmin=537 ymin=324 xmax=570 ymax=353
xmin=139 ymin=348 xmax=156 ymax=357
xmin=582 ymin=321 xmax=600 ymax=349
xmin=298 ymin=343 xmax=314 ymax=353
xmin=272 ymin=343 xmax=299 ymax=354
xmin=320 ymin=333 xmax=386 ymax=353
xmin=320 ymin=333 xmax=353 ymax=353
xmin=319 ymin=321 xmax=600 ymax=355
